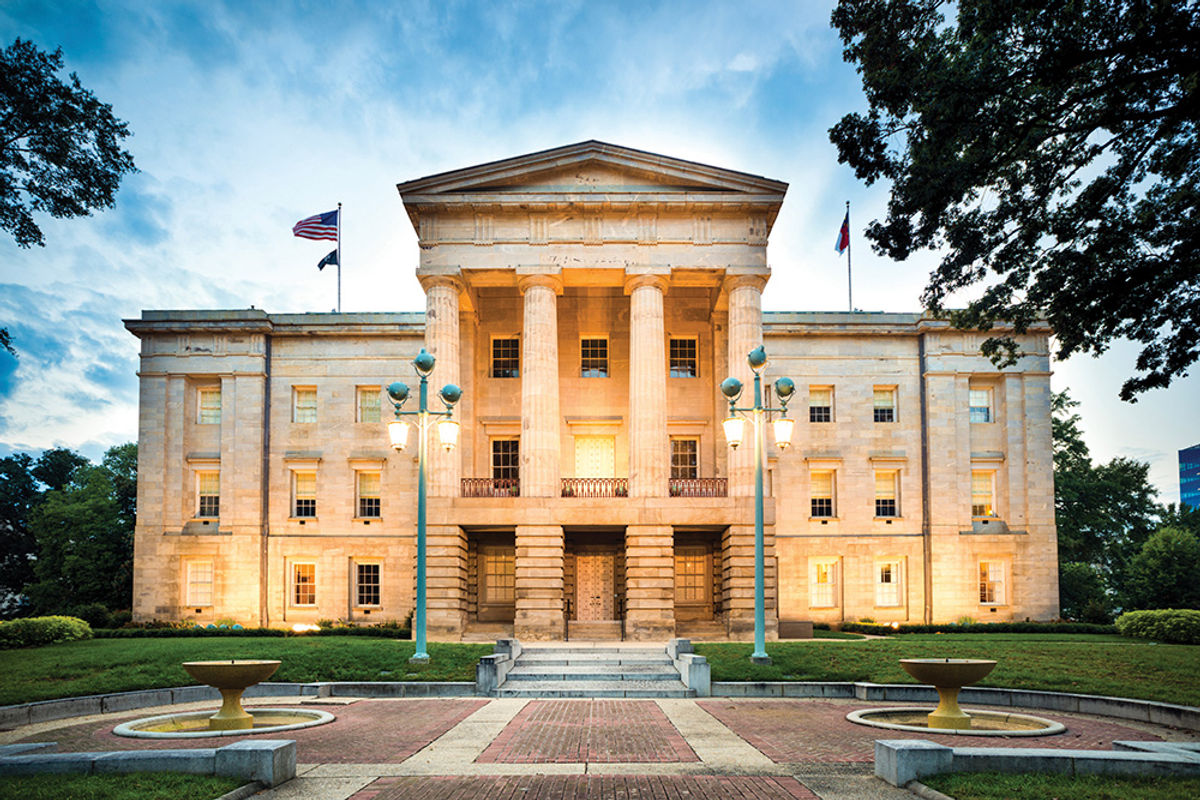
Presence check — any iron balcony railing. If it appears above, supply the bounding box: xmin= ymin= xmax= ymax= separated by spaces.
xmin=668 ymin=478 xmax=728 ymax=497
xmin=461 ymin=478 xmax=520 ymax=497
xmin=561 ymin=478 xmax=629 ymax=498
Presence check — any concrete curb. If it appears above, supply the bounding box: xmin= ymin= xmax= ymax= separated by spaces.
xmin=907 ymin=781 xmax=956 ymax=800
xmin=215 ymin=783 xmax=264 ymax=800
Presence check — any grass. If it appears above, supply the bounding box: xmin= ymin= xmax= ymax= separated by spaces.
xmin=694 ymin=634 xmax=1200 ymax=706
xmin=0 ymin=772 xmax=243 ymax=800
xmin=921 ymin=771 xmax=1200 ymax=800
xmin=812 ymin=629 xmax=865 ymax=640
xmin=0 ymin=637 xmax=491 ymax=706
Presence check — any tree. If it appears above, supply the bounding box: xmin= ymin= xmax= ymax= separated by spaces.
xmin=0 ymin=453 xmax=38 ymax=609
xmin=0 ymin=38 xmax=136 ymax=248
xmin=101 ymin=442 xmax=137 ymax=531
xmin=1058 ymin=561 xmax=1110 ymax=622
xmin=830 ymin=1 xmax=1200 ymax=401
xmin=1123 ymin=526 xmax=1200 ymax=610
xmin=31 ymin=447 xmax=88 ymax=492
xmin=0 ymin=328 xmax=13 ymax=357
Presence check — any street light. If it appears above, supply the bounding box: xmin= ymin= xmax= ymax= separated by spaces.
xmin=386 ymin=347 xmax=462 ymax=663
xmin=721 ymin=345 xmax=794 ymax=664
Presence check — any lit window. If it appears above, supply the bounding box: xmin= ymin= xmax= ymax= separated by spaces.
xmin=196 ymin=471 xmax=219 ymax=518
xmin=876 ymin=561 xmax=901 ymax=607
xmin=492 ymin=338 xmax=520 ymax=378
xmin=357 ymin=387 xmax=381 ymax=423
xmin=580 ymin=338 xmax=608 ymax=377
xmin=293 ymin=387 xmax=317 ymax=423
xmin=198 ymin=388 xmax=221 ymax=424
xmin=969 ymin=388 xmax=992 ymax=423
xmin=292 ymin=563 xmax=316 ymax=606
xmin=674 ymin=546 xmax=707 ymax=603
xmin=186 ymin=560 xmax=214 ymax=607
xmin=809 ymin=386 xmax=833 ymax=423
xmin=491 ymin=439 xmax=519 ymax=482
xmin=357 ymin=472 xmax=381 ymax=518
xmin=811 ymin=558 xmax=839 ymax=608
xmin=293 ymin=471 xmax=317 ymax=518
xmin=875 ymin=470 xmax=899 ymax=517
xmin=979 ymin=560 xmax=1006 ymax=605
xmin=873 ymin=387 xmax=896 ymax=423
xmin=811 ymin=470 xmax=835 ymax=518
xmin=355 ymin=563 xmax=380 ymax=606
xmin=669 ymin=338 xmax=698 ymax=378
xmin=971 ymin=470 xmax=996 ymax=517
xmin=670 ymin=438 xmax=698 ymax=480
xmin=482 ymin=550 xmax=515 ymax=604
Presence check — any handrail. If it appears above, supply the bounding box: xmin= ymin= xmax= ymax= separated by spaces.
xmin=668 ymin=478 xmax=728 ymax=497
xmin=461 ymin=478 xmax=520 ymax=497
xmin=561 ymin=478 xmax=629 ymax=498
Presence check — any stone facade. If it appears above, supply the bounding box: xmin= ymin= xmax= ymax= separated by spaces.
xmin=125 ymin=141 xmax=1059 ymax=639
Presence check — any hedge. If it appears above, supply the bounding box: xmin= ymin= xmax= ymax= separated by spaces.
xmin=93 ymin=624 xmax=410 ymax=640
xmin=0 ymin=616 xmax=93 ymax=648
xmin=838 ymin=621 xmax=1118 ymax=636
xmin=1115 ymin=609 xmax=1200 ymax=645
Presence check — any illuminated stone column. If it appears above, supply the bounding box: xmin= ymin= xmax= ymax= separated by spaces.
xmin=626 ymin=273 xmax=669 ymax=497
xmin=519 ymin=273 xmax=563 ymax=498
xmin=725 ymin=274 xmax=767 ymax=497
xmin=421 ymin=275 xmax=463 ymax=497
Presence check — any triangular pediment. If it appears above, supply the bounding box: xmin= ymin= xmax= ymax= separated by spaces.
xmin=396 ymin=140 xmax=788 ymax=199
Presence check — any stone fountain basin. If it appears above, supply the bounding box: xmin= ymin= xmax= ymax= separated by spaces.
xmin=182 ymin=660 xmax=280 ymax=689
xmin=900 ymin=658 xmax=996 ymax=687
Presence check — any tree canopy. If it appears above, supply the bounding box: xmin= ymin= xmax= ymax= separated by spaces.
xmin=830 ymin=0 xmax=1199 ymax=400
xmin=0 ymin=38 xmax=136 ymax=248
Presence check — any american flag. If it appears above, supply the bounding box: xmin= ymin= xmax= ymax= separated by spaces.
xmin=292 ymin=209 xmax=339 ymax=241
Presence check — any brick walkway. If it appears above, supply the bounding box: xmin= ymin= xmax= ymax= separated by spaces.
xmin=350 ymin=775 xmax=816 ymax=800
xmin=477 ymin=700 xmax=697 ymax=763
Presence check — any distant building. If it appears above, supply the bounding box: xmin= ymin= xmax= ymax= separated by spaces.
xmin=1181 ymin=444 xmax=1200 ymax=510
xmin=124 ymin=141 xmax=1060 ymax=639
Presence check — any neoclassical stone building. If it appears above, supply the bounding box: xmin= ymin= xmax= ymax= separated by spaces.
xmin=126 ymin=141 xmax=1059 ymax=640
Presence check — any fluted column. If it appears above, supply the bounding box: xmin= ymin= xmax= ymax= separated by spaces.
xmin=626 ymin=273 xmax=669 ymax=497
xmin=420 ymin=275 xmax=463 ymax=497
xmin=519 ymin=273 xmax=563 ymax=497
xmin=725 ymin=274 xmax=767 ymax=497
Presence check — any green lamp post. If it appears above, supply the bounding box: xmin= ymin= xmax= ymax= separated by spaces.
xmin=721 ymin=345 xmax=795 ymax=664
xmin=386 ymin=347 xmax=462 ymax=663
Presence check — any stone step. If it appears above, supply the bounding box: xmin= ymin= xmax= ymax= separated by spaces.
xmin=566 ymin=620 xmax=623 ymax=640
xmin=496 ymin=679 xmax=695 ymax=698
xmin=515 ymin=654 xmax=672 ymax=666
xmin=506 ymin=666 xmax=679 ymax=681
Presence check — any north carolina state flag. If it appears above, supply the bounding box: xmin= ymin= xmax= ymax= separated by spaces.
xmin=835 ymin=212 xmax=850 ymax=254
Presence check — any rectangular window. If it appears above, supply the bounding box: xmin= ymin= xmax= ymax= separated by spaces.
xmin=357 ymin=386 xmax=381 ymax=423
xmin=979 ymin=560 xmax=1006 ymax=605
xmin=293 ymin=471 xmax=317 ymax=518
xmin=670 ymin=438 xmax=699 ymax=480
xmin=580 ymin=337 xmax=608 ymax=377
xmin=809 ymin=386 xmax=833 ymax=423
xmin=198 ymin=388 xmax=221 ymax=424
xmin=811 ymin=558 xmax=838 ymax=608
xmin=669 ymin=338 xmax=698 ymax=378
xmin=969 ymin=388 xmax=992 ymax=423
xmin=357 ymin=471 xmax=381 ymax=518
xmin=491 ymin=338 xmax=520 ymax=378
xmin=873 ymin=387 xmax=896 ymax=423
xmin=674 ymin=547 xmax=707 ymax=603
xmin=811 ymin=470 xmax=835 ymax=518
xmin=875 ymin=470 xmax=899 ymax=517
xmin=971 ymin=470 xmax=996 ymax=517
xmin=293 ymin=387 xmax=317 ymax=423
xmin=196 ymin=470 xmax=220 ymax=518
xmin=876 ymin=561 xmax=902 ymax=607
xmin=491 ymin=439 xmax=519 ymax=482
xmin=186 ymin=560 xmax=214 ymax=606
xmin=355 ymin=563 xmax=380 ymax=606
xmin=482 ymin=550 xmax=515 ymax=604
xmin=292 ymin=563 xmax=316 ymax=606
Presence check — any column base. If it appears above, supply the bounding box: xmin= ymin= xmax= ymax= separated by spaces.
xmin=515 ymin=611 xmax=565 ymax=641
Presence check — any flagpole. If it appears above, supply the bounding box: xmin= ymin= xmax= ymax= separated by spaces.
xmin=336 ymin=202 xmax=342 ymax=313
xmin=845 ymin=201 xmax=852 ymax=312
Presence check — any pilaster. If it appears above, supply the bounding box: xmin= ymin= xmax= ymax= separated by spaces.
xmin=625 ymin=273 xmax=669 ymax=497
xmin=424 ymin=525 xmax=468 ymax=638
xmin=722 ymin=523 xmax=778 ymax=639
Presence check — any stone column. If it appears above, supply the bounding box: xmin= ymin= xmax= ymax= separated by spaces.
xmin=420 ymin=275 xmax=463 ymax=497
xmin=519 ymin=273 xmax=563 ymax=498
xmin=424 ymin=525 xmax=468 ymax=638
xmin=626 ymin=273 xmax=669 ymax=497
xmin=514 ymin=525 xmax=565 ymax=639
xmin=625 ymin=525 xmax=675 ymax=640
xmin=722 ymin=524 xmax=779 ymax=640
xmin=725 ymin=275 xmax=767 ymax=497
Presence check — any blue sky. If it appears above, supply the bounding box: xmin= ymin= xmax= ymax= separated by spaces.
xmin=0 ymin=0 xmax=1196 ymax=502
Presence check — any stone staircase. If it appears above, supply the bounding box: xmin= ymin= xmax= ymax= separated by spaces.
xmin=496 ymin=645 xmax=693 ymax=698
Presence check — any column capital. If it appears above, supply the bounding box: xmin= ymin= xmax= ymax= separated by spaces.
xmin=623 ymin=272 xmax=670 ymax=295
xmin=517 ymin=273 xmax=564 ymax=295
xmin=418 ymin=273 xmax=466 ymax=294
xmin=723 ymin=273 xmax=769 ymax=294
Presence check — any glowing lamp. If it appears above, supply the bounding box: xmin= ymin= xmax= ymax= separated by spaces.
xmin=723 ymin=415 xmax=746 ymax=449
xmin=437 ymin=418 xmax=460 ymax=451
xmin=773 ymin=417 xmax=795 ymax=449
xmin=388 ymin=419 xmax=410 ymax=451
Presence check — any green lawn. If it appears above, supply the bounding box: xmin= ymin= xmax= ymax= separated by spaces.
xmin=922 ymin=772 xmax=1200 ymax=800
xmin=695 ymin=634 xmax=1200 ymax=706
xmin=0 ymin=637 xmax=490 ymax=706
xmin=0 ymin=772 xmax=243 ymax=800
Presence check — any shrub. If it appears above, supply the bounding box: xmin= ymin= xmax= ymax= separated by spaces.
xmin=108 ymin=610 xmax=132 ymax=628
xmin=839 ymin=620 xmax=1118 ymax=636
xmin=66 ymin=603 xmax=112 ymax=629
xmin=1115 ymin=609 xmax=1200 ymax=644
xmin=0 ymin=615 xmax=93 ymax=648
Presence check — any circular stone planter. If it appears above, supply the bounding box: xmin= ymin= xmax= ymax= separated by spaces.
xmin=113 ymin=708 xmax=334 ymax=739
xmin=846 ymin=707 xmax=1065 ymax=737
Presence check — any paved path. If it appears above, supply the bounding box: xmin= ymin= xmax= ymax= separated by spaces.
xmin=7 ymin=696 xmax=1197 ymax=799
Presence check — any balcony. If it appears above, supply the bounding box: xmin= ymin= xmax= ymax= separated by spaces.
xmin=669 ymin=478 xmax=727 ymax=498
xmin=461 ymin=478 xmax=519 ymax=497
xmin=561 ymin=478 xmax=628 ymax=498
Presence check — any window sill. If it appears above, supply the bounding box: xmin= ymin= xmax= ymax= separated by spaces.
xmin=353 ymin=517 xmax=382 ymax=523
xmin=809 ymin=516 xmax=839 ymax=522
xmin=874 ymin=516 xmax=902 ymax=521
xmin=289 ymin=517 xmax=319 ymax=523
